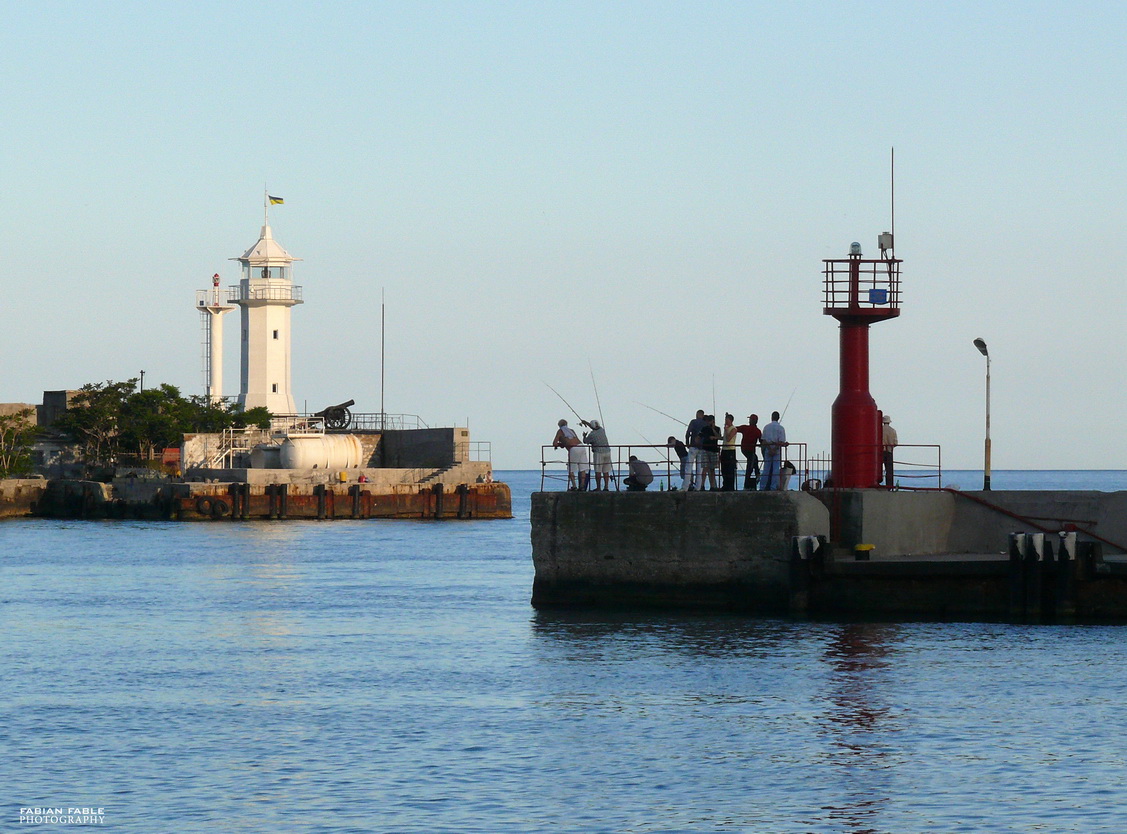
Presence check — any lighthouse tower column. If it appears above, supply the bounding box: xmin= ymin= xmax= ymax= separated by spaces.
xmin=822 ymin=239 xmax=901 ymax=488
xmin=196 ymin=273 xmax=235 ymax=404
xmin=231 ymin=222 xmax=303 ymax=414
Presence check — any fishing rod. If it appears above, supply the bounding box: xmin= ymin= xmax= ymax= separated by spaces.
xmin=544 ymin=381 xmax=585 ymax=424
xmin=781 ymin=385 xmax=798 ymax=420
xmin=635 ymin=401 xmax=688 ymax=427
xmin=589 ymin=360 xmax=605 ymax=427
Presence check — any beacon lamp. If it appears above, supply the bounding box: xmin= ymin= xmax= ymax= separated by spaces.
xmin=973 ymin=338 xmax=991 ymax=491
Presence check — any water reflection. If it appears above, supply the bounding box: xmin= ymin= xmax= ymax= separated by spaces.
xmin=529 ymin=609 xmax=815 ymax=660
xmin=816 ymin=623 xmax=902 ymax=834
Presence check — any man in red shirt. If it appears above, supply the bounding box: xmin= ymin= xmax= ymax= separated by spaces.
xmin=735 ymin=414 xmax=762 ymax=490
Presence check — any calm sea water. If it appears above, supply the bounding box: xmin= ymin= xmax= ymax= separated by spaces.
xmin=5 ymin=470 xmax=1127 ymax=832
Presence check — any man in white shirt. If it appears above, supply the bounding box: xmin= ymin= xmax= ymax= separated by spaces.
xmin=759 ymin=411 xmax=788 ymax=490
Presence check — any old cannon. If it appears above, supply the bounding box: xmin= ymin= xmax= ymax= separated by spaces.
xmin=314 ymin=399 xmax=355 ymax=431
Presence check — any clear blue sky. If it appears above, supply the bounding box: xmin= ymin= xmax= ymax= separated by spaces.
xmin=3 ymin=1 xmax=1125 ymax=470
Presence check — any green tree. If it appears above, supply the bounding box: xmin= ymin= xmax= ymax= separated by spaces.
xmin=234 ymin=406 xmax=272 ymax=430
xmin=55 ymin=379 xmax=275 ymax=468
xmin=0 ymin=408 xmax=39 ymax=477
xmin=54 ymin=379 xmax=138 ymax=467
xmin=120 ymin=383 xmax=194 ymax=459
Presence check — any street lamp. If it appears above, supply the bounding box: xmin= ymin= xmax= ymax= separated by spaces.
xmin=973 ymin=338 xmax=990 ymax=490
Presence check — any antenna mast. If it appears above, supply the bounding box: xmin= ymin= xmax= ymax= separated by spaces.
xmin=380 ymin=288 xmax=386 ymax=430
xmin=890 ymin=147 xmax=895 ymax=252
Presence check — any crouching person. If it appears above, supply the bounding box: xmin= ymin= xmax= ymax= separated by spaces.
xmin=623 ymin=455 xmax=654 ymax=491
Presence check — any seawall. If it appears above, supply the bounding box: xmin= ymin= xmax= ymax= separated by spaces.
xmin=531 ymin=490 xmax=829 ymax=611
xmin=33 ymin=479 xmax=512 ymax=521
xmin=531 ymin=488 xmax=1127 ymax=620
xmin=0 ymin=479 xmax=46 ymax=519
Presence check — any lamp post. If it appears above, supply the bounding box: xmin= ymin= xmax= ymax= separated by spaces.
xmin=973 ymin=338 xmax=990 ymax=490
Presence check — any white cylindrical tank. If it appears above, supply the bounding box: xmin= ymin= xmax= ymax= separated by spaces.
xmin=279 ymin=434 xmax=364 ymax=470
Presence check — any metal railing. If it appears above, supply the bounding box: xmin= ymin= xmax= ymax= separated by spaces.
xmin=227 ymin=285 xmax=304 ymax=303
xmin=468 ymin=441 xmax=491 ymax=463
xmin=204 ymin=426 xmax=273 ymax=469
xmin=805 ymin=444 xmax=943 ymax=489
xmin=195 ymin=289 xmax=235 ymax=309
xmin=271 ymin=415 xmax=325 ymax=436
xmin=332 ymin=413 xmax=430 ymax=432
xmin=823 ymin=257 xmax=901 ymax=312
xmin=540 ymin=443 xmax=810 ymax=492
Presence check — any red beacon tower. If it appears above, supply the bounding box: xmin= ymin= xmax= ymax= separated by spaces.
xmin=823 ymin=234 xmax=901 ymax=488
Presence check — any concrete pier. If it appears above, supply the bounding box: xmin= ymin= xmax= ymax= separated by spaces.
xmin=531 ymin=488 xmax=1127 ymax=620
xmin=532 ymin=490 xmax=828 ymax=611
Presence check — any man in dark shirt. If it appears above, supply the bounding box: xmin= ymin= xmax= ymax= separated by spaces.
xmin=698 ymin=414 xmax=721 ymax=491
xmin=684 ymin=409 xmax=706 ymax=491
xmin=667 ymin=436 xmax=689 ymax=490
xmin=624 ymin=455 xmax=654 ymax=491
xmin=736 ymin=414 xmax=762 ymax=490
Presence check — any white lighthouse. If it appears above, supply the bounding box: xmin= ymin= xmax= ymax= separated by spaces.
xmin=195 ymin=273 xmax=235 ymax=403
xmin=231 ymin=217 xmax=303 ymax=414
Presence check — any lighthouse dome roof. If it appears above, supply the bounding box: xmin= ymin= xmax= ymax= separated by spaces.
xmin=231 ymin=224 xmax=302 ymax=266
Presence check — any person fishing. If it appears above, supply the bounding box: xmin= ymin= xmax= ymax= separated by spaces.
xmin=882 ymin=414 xmax=898 ymax=487
xmin=736 ymin=414 xmax=762 ymax=490
xmin=581 ymin=419 xmax=613 ymax=491
xmin=552 ymin=419 xmax=589 ymax=490
xmin=759 ymin=411 xmax=788 ymax=490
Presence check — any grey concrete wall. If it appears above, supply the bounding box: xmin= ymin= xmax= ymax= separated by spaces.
xmin=38 ymin=390 xmax=79 ymax=427
xmin=815 ymin=489 xmax=1127 ymax=558
xmin=945 ymin=491 xmax=1127 ymax=555
xmin=378 ymin=428 xmax=468 ymax=469
xmin=531 ymin=490 xmax=829 ymax=609
xmin=826 ymin=490 xmax=957 ymax=556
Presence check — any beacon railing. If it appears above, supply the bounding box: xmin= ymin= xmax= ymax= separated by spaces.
xmin=805 ymin=444 xmax=943 ymax=489
xmin=822 ymin=258 xmax=901 ymax=311
xmin=195 ymin=289 xmax=235 ymax=308
xmin=540 ymin=443 xmax=810 ymax=491
xmin=226 ymin=285 xmax=304 ymax=303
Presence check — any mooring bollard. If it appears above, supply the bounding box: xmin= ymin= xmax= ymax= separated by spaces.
xmin=433 ymin=482 xmax=444 ymax=519
xmin=788 ymin=536 xmax=827 ymax=617
xmin=1056 ymin=531 xmax=1077 ymax=618
xmin=1024 ymin=532 xmax=1044 ymax=620
xmin=1008 ymin=532 xmax=1027 ymax=619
